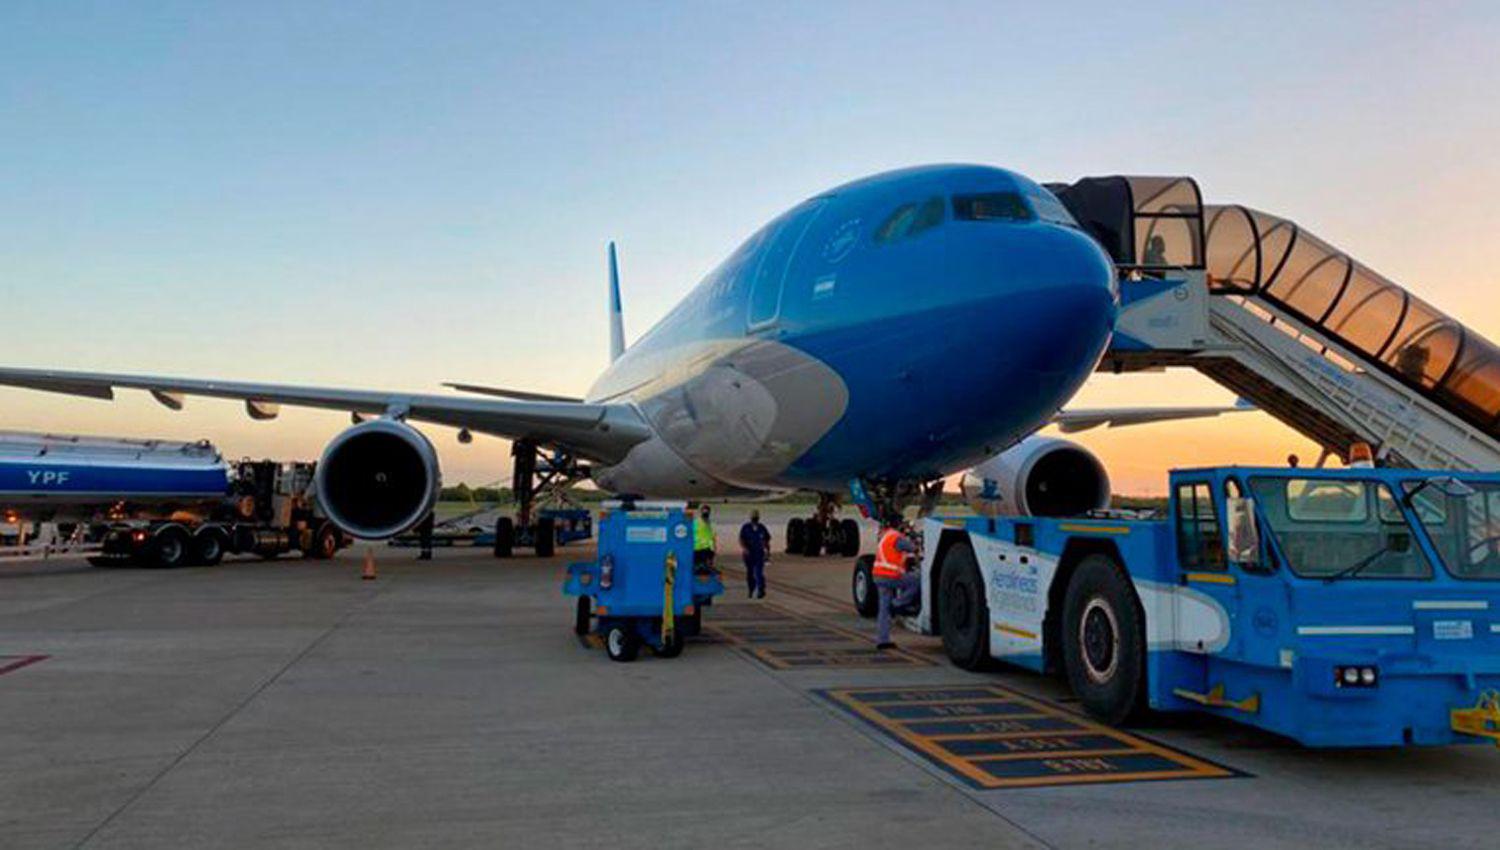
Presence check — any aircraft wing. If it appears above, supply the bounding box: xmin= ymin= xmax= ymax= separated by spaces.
xmin=1052 ymin=399 xmax=1254 ymax=434
xmin=0 ymin=367 xmax=651 ymax=464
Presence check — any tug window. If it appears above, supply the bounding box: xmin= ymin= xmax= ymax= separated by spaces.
xmin=1176 ymin=482 xmax=1226 ymax=570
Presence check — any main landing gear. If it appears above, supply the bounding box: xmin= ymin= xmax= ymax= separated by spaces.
xmin=785 ymin=492 xmax=861 ymax=558
xmin=493 ymin=441 xmax=588 ymax=559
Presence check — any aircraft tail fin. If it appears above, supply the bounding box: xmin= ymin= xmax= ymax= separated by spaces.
xmin=608 ymin=242 xmax=625 ymax=363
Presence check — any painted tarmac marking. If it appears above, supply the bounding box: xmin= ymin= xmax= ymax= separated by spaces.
xmin=0 ymin=655 xmax=48 ymax=677
xmin=709 ymin=602 xmax=935 ymax=669
xmin=817 ymin=684 xmax=1242 ymax=790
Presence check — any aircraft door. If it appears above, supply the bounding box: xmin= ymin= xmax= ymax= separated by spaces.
xmin=747 ymin=199 xmax=827 ymax=331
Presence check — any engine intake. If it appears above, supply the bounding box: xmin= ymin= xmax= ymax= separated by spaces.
xmin=960 ymin=436 xmax=1110 ymax=517
xmin=315 ymin=419 xmax=441 ymax=539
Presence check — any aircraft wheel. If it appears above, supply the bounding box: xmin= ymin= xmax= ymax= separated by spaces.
xmin=801 ymin=520 xmax=823 ymax=557
xmin=786 ymin=518 xmax=805 ymax=554
xmin=605 ymin=625 xmax=639 ymax=662
xmin=852 ymin=555 xmax=878 ymax=618
xmin=1062 ymin=554 xmax=1146 ymax=725
xmin=534 ymin=517 xmax=556 ymax=557
xmin=939 ymin=542 xmax=990 ymax=671
xmin=494 ymin=517 xmax=515 ymax=558
xmin=839 ymin=518 xmax=861 ymax=557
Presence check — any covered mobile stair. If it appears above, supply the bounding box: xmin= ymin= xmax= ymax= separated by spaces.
xmin=1047 ymin=175 xmax=1500 ymax=470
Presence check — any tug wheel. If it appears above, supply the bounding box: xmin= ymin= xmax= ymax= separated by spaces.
xmin=574 ymin=595 xmax=592 ymax=636
xmin=1062 ymin=554 xmax=1146 ymax=725
xmin=852 ymin=555 xmax=878 ymax=618
xmin=939 ymin=543 xmax=990 ymax=670
xmin=605 ymin=626 xmax=639 ymax=662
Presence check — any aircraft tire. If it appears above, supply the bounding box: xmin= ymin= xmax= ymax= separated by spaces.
xmin=801 ymin=520 xmax=823 ymax=557
xmin=1061 ymin=554 xmax=1147 ymax=725
xmin=839 ymin=519 xmax=861 ymax=557
xmin=939 ymin=542 xmax=991 ymax=671
xmin=534 ymin=517 xmax=556 ymax=558
xmin=494 ymin=517 xmax=515 ymax=558
xmin=786 ymin=518 xmax=804 ymax=554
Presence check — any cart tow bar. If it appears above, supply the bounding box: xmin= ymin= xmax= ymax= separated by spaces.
xmin=662 ymin=552 xmax=677 ymax=647
xmin=1452 ymin=690 xmax=1500 ymax=747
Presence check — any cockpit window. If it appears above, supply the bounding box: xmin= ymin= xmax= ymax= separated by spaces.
xmin=1027 ymin=188 xmax=1078 ymax=227
xmin=952 ymin=192 xmax=1034 ymax=222
xmin=875 ymin=195 xmax=945 ymax=243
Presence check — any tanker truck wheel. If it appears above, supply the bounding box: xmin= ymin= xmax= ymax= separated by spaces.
xmin=148 ymin=525 xmax=191 ymax=569
xmin=191 ymin=528 xmax=227 ymax=567
xmin=306 ymin=522 xmax=340 ymax=560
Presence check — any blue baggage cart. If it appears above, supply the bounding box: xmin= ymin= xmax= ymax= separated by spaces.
xmin=563 ymin=501 xmax=723 ymax=661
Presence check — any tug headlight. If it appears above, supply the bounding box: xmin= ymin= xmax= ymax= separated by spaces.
xmin=1335 ymin=665 xmax=1379 ymax=688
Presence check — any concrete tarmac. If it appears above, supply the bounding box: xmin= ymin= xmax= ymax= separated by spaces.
xmin=2 ymin=538 xmax=1497 ymax=849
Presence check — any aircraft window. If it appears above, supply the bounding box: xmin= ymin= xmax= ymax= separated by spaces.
xmin=953 ymin=192 xmax=1034 ymax=223
xmin=1027 ymin=189 xmax=1078 ymax=227
xmin=907 ymin=196 xmax=944 ymax=237
xmin=875 ymin=203 xmax=918 ymax=243
xmin=875 ymin=196 xmax=945 ymax=243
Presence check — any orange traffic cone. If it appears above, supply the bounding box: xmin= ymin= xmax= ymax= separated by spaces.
xmin=361 ymin=548 xmax=377 ymax=581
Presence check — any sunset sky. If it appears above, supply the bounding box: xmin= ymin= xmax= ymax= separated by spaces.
xmin=3 ymin=2 xmax=1498 ymax=494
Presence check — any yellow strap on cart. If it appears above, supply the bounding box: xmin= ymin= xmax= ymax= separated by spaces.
xmin=1451 ymin=690 xmax=1500 ymax=747
xmin=662 ymin=551 xmax=676 ymax=646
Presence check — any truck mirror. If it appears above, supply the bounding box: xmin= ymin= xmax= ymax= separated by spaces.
xmin=1225 ymin=497 xmax=1260 ymax=566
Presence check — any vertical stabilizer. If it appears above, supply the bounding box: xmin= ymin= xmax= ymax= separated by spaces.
xmin=608 ymin=242 xmax=625 ymax=363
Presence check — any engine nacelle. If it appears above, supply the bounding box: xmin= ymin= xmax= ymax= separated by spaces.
xmin=960 ymin=436 xmax=1110 ymax=518
xmin=315 ymin=419 xmax=441 ymax=539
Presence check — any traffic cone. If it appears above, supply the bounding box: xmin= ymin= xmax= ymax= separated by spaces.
xmin=361 ymin=548 xmax=377 ymax=581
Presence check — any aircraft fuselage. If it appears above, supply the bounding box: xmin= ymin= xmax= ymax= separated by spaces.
xmin=587 ymin=164 xmax=1117 ymax=497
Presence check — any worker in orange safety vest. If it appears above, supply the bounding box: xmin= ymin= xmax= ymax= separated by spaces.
xmin=873 ymin=516 xmax=920 ymax=650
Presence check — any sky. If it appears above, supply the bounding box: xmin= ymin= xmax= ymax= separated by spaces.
xmin=2 ymin=1 xmax=1498 ymax=494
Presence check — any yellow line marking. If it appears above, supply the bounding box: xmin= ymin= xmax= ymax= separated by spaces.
xmin=994 ymin=623 xmax=1038 ymax=640
xmin=825 ymin=684 xmax=1235 ymax=789
xmin=968 ymin=746 xmax=1141 ymax=763
xmin=857 ymin=696 xmax=1024 ymax=708
xmin=832 ymin=693 xmax=1000 ymax=787
xmin=1185 ymin=572 xmax=1236 ymax=585
xmin=1057 ymin=523 xmax=1131 ymax=535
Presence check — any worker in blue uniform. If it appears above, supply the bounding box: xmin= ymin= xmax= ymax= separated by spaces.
xmin=739 ymin=509 xmax=772 ymax=598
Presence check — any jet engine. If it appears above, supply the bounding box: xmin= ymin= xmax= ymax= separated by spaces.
xmin=314 ymin=419 xmax=441 ymax=539
xmin=960 ymin=436 xmax=1110 ymax=517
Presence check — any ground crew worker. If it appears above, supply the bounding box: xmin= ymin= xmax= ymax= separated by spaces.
xmin=739 ymin=509 xmax=771 ymax=599
xmin=693 ymin=504 xmax=718 ymax=575
xmin=873 ymin=516 xmax=920 ymax=651
xmin=417 ymin=511 xmax=435 ymax=561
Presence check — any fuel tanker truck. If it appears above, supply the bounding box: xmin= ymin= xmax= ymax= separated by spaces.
xmin=0 ymin=430 xmax=345 ymax=567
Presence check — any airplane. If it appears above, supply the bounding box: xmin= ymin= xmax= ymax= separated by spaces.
xmin=0 ymin=164 xmax=1245 ymax=557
